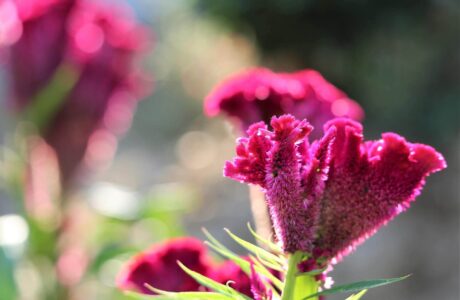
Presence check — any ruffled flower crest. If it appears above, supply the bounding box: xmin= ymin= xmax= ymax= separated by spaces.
xmin=225 ymin=114 xmax=446 ymax=262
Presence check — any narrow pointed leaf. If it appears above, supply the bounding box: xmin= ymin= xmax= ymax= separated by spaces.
xmin=247 ymin=223 xmax=282 ymax=253
xmin=178 ymin=261 xmax=252 ymax=300
xmin=203 ymin=229 xmax=283 ymax=290
xmin=297 ymin=267 xmax=327 ymax=277
xmin=126 ymin=290 xmax=232 ymax=300
xmin=303 ymin=275 xmax=410 ymax=299
xmin=345 ymin=289 xmax=368 ymax=300
xmin=224 ymin=228 xmax=284 ymax=265
xmin=203 ymin=241 xmax=250 ymax=273
xmin=248 ymin=255 xmax=284 ymax=290
xmin=253 ymin=252 xmax=284 ymax=272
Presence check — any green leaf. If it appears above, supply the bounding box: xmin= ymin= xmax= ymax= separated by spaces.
xmin=250 ymin=252 xmax=283 ymax=272
xmin=177 ymin=261 xmax=252 ymax=300
xmin=248 ymin=255 xmax=284 ymax=290
xmin=203 ymin=228 xmax=283 ymax=290
xmin=345 ymin=289 xmax=368 ymax=300
xmin=224 ymin=228 xmax=284 ymax=266
xmin=202 ymin=228 xmax=252 ymax=275
xmin=247 ymin=223 xmax=282 ymax=253
xmin=303 ymin=275 xmax=410 ymax=299
xmin=296 ymin=267 xmax=327 ymax=277
xmin=125 ymin=290 xmax=233 ymax=300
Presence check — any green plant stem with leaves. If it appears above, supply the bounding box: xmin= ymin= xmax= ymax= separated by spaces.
xmin=282 ymin=252 xmax=318 ymax=300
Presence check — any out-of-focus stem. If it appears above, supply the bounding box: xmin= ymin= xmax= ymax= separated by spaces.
xmin=249 ymin=185 xmax=272 ymax=242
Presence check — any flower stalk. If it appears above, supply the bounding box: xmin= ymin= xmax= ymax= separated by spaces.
xmin=282 ymin=252 xmax=319 ymax=300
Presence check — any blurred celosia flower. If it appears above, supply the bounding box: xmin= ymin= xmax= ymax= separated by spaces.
xmin=5 ymin=0 xmax=152 ymax=183
xmin=0 ymin=0 xmax=22 ymax=47
xmin=6 ymin=0 xmax=76 ymax=108
xmin=117 ymin=238 xmax=267 ymax=297
xmin=224 ymin=115 xmax=446 ymax=263
xmin=204 ymin=68 xmax=363 ymax=138
xmin=117 ymin=237 xmax=213 ymax=294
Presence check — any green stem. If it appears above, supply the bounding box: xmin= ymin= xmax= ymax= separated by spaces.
xmin=282 ymin=252 xmax=319 ymax=300
xmin=281 ymin=252 xmax=302 ymax=300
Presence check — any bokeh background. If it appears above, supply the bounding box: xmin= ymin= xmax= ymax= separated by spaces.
xmin=0 ymin=0 xmax=459 ymax=299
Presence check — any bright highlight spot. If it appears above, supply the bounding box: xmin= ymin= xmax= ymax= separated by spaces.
xmin=75 ymin=23 xmax=104 ymax=54
xmin=87 ymin=182 xmax=139 ymax=220
xmin=0 ymin=0 xmax=22 ymax=46
xmin=0 ymin=214 xmax=29 ymax=246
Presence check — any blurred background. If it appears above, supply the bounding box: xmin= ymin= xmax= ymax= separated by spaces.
xmin=0 ymin=0 xmax=459 ymax=299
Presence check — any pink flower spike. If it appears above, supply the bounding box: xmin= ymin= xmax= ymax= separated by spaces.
xmin=204 ymin=68 xmax=363 ymax=138
xmin=224 ymin=114 xmax=446 ymax=262
xmin=116 ymin=238 xmax=212 ymax=294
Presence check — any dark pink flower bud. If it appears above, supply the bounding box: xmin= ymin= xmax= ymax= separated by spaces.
xmin=117 ymin=237 xmax=213 ymax=294
xmin=225 ymin=114 xmax=446 ymax=262
xmin=205 ymin=68 xmax=363 ymax=138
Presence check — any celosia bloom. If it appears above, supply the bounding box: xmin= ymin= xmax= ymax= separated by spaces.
xmin=225 ymin=115 xmax=446 ymax=263
xmin=5 ymin=0 xmax=151 ymax=182
xmin=117 ymin=238 xmax=213 ymax=294
xmin=118 ymin=238 xmax=270 ymax=298
xmin=204 ymin=68 xmax=363 ymax=138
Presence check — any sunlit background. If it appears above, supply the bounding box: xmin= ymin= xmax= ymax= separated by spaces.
xmin=0 ymin=0 xmax=458 ymax=299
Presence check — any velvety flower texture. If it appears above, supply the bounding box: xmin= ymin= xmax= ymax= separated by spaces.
xmin=204 ymin=68 xmax=363 ymax=138
xmin=225 ymin=114 xmax=446 ymax=262
xmin=5 ymin=0 xmax=151 ymax=182
xmin=117 ymin=238 xmax=257 ymax=297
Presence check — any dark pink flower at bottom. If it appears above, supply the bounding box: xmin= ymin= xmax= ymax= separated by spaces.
xmin=224 ymin=115 xmax=446 ymax=262
xmin=117 ymin=238 xmax=212 ymax=294
xmin=117 ymin=239 xmax=278 ymax=298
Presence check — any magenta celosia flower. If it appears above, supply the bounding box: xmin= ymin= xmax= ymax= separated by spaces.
xmin=118 ymin=239 xmax=275 ymax=298
xmin=225 ymin=114 xmax=446 ymax=263
xmin=5 ymin=0 xmax=151 ymax=182
xmin=204 ymin=68 xmax=363 ymax=138
xmin=117 ymin=237 xmax=213 ymax=294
